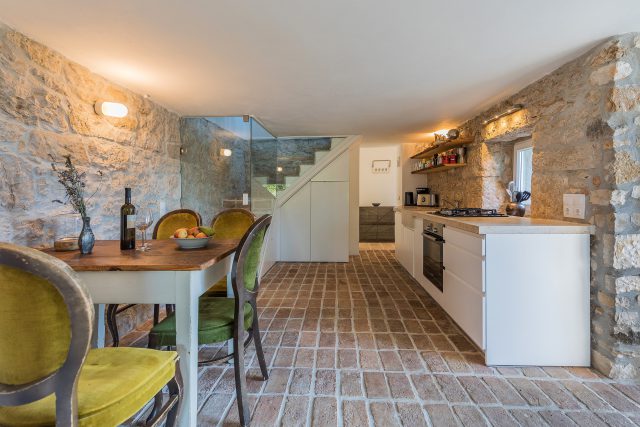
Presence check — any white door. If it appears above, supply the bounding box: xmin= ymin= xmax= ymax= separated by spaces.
xmin=310 ymin=181 xmax=349 ymax=262
xmin=280 ymin=183 xmax=311 ymax=261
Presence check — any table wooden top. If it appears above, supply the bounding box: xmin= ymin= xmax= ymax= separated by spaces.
xmin=42 ymin=239 xmax=239 ymax=272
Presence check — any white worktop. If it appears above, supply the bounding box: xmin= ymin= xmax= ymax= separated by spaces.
xmin=395 ymin=206 xmax=594 ymax=235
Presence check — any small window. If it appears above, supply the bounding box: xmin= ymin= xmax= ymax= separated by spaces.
xmin=513 ymin=139 xmax=533 ymax=205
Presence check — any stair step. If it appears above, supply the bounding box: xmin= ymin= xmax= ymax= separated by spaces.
xmin=285 ymin=175 xmax=299 ymax=187
xmin=299 ymin=164 xmax=313 ymax=176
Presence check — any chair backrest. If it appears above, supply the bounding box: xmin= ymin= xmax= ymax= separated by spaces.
xmin=153 ymin=209 xmax=202 ymax=239
xmin=210 ymin=208 xmax=256 ymax=240
xmin=0 ymin=243 xmax=92 ymax=418
xmin=231 ymin=215 xmax=271 ymax=299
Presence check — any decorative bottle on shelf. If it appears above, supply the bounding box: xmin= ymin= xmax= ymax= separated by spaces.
xmin=120 ymin=187 xmax=136 ymax=250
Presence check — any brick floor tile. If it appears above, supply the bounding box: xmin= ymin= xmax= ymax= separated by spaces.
xmin=197 ymin=367 xmax=225 ymax=407
xmin=404 ymin=319 xmax=424 ymax=334
xmin=337 ymin=332 xmax=356 ymax=348
xmin=364 ymin=371 xmax=390 ymax=398
xmin=370 ymin=401 xmax=401 ymax=427
xmin=562 ymin=380 xmax=612 ymax=411
xmin=448 ymin=334 xmax=476 ymax=352
xmin=543 ymin=366 xmax=574 ymax=379
xmin=421 ymin=351 xmax=450 ymax=373
xmin=481 ymin=376 xmax=528 ymax=406
xmin=302 ymin=318 xmax=319 ymax=331
xmin=429 ymin=334 xmax=455 ymax=351
xmin=587 ymin=382 xmax=640 ymax=412
xmin=566 ymin=410 xmax=609 ymax=427
xmin=441 ymin=352 xmax=472 ymax=373
xmin=496 ymin=366 xmax=521 ymax=376
xmin=457 ymin=376 xmax=498 ymax=404
xmin=264 ymin=368 xmax=291 ymax=394
xmin=340 ymin=370 xmax=363 ymax=397
xmin=613 ymin=383 xmax=640 ymax=405
xmin=316 ymin=349 xmax=335 ymax=369
xmin=521 ymin=366 xmax=548 ymax=377
xmin=359 ymin=349 xmax=382 ymax=370
xmin=534 ymin=379 xmax=582 ymax=409
xmin=396 ymin=402 xmax=428 ymax=427
xmin=281 ymin=396 xmax=310 ymax=427
xmin=338 ymin=349 xmax=358 ymax=368
xmin=387 ymin=373 xmax=415 ymax=399
xmin=281 ymin=331 xmax=300 ymax=346
xmin=273 ymin=347 xmax=295 ymax=367
xmin=252 ymin=395 xmax=283 ymax=427
xmin=374 ymin=333 xmax=395 ymax=349
xmin=342 ymin=400 xmax=369 ymax=427
xmin=596 ymin=411 xmax=637 ymax=427
xmin=319 ymin=318 xmax=335 ymax=332
xmin=225 ymin=395 xmax=258 ymax=426
xmin=507 ymin=377 xmax=554 ymax=407
xmin=289 ymin=368 xmax=313 ymax=395
xmin=315 ymin=369 xmax=336 ymax=395
xmin=398 ymin=350 xmax=425 ymax=371
xmin=356 ymin=332 xmax=376 ymax=349
xmin=379 ymin=350 xmax=404 ymax=371
xmin=294 ymin=348 xmax=315 ymax=368
xmin=538 ymin=410 xmax=575 ymax=427
xmin=480 ymin=406 xmax=518 ymax=427
xmin=509 ymin=409 xmax=547 ymax=427
xmin=453 ymin=405 xmax=488 ymax=426
xmin=434 ymin=374 xmax=470 ymax=403
xmin=263 ymin=331 xmax=283 ymax=346
xmin=424 ymin=404 xmax=458 ymax=427
xmin=311 ymin=397 xmax=337 ymax=427
xmin=567 ymin=367 xmax=603 ymax=379
xmin=213 ymin=369 xmax=236 ymax=394
xmin=198 ymin=393 xmax=233 ymax=426
xmin=411 ymin=373 xmax=444 ymax=401
xmin=394 ymin=333 xmax=416 ymax=349
xmin=318 ymin=332 xmax=336 ymax=348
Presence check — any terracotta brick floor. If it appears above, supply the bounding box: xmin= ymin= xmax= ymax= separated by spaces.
xmin=129 ymin=248 xmax=640 ymax=426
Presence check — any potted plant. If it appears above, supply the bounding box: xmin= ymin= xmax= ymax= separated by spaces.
xmin=51 ymin=155 xmax=102 ymax=254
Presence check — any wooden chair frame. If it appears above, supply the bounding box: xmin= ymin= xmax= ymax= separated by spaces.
xmin=148 ymin=214 xmax=271 ymax=427
xmin=0 ymin=243 xmax=182 ymax=426
xmin=107 ymin=208 xmax=202 ymax=346
xmin=210 ymin=208 xmax=256 ymax=228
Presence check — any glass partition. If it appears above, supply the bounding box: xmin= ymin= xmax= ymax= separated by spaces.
xmin=250 ymin=119 xmax=278 ymax=215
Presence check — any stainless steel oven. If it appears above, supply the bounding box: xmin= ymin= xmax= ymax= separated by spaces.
xmin=423 ymin=221 xmax=444 ymax=291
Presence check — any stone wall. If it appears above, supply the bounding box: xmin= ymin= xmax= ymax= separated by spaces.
xmin=410 ymin=33 xmax=640 ymax=379
xmin=179 ymin=117 xmax=250 ymax=225
xmin=0 ymin=23 xmax=182 ymax=340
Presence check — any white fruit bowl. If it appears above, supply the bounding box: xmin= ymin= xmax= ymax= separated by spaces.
xmin=172 ymin=237 xmax=212 ymax=249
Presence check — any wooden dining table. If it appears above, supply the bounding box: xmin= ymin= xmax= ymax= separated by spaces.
xmin=43 ymin=239 xmax=240 ymax=427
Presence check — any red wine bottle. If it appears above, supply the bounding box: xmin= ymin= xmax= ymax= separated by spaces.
xmin=120 ymin=188 xmax=136 ymax=250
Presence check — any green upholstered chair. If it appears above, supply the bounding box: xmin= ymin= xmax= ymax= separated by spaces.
xmin=106 ymin=209 xmax=202 ymax=347
xmin=148 ymin=214 xmax=271 ymax=427
xmin=0 ymin=243 xmax=182 ymax=427
xmin=203 ymin=208 xmax=256 ymax=298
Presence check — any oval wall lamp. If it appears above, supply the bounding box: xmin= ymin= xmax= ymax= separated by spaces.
xmin=94 ymin=101 xmax=128 ymax=118
xmin=220 ymin=148 xmax=232 ymax=157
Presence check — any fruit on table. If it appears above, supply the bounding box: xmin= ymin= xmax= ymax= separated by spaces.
xmin=174 ymin=226 xmax=211 ymax=239
xmin=174 ymin=228 xmax=188 ymax=239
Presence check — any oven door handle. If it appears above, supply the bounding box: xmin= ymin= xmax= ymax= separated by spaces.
xmin=422 ymin=232 xmax=444 ymax=243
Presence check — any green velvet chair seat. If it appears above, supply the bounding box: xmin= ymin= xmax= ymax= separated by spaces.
xmin=149 ymin=298 xmax=253 ymax=347
xmin=0 ymin=348 xmax=177 ymax=427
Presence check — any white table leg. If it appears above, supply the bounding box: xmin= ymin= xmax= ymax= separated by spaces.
xmin=92 ymin=303 xmax=105 ymax=348
xmin=175 ymin=271 xmax=201 ymax=427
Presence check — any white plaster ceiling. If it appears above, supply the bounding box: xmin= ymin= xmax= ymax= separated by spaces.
xmin=0 ymin=1 xmax=639 ymax=142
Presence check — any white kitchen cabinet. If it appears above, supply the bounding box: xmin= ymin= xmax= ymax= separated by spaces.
xmin=279 ymin=183 xmax=311 ymax=261
xmin=310 ymin=181 xmax=349 ymax=262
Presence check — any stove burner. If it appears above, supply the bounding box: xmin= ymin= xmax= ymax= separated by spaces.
xmin=435 ymin=208 xmax=508 ymax=217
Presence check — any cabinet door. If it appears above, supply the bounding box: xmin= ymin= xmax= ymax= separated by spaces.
xmin=402 ymin=225 xmax=414 ymax=275
xmin=310 ymin=181 xmax=349 ymax=262
xmin=394 ymin=212 xmax=403 ymax=260
xmin=280 ymin=183 xmax=311 ymax=261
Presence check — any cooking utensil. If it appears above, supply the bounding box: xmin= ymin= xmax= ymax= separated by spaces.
xmin=520 ymin=191 xmax=531 ymax=202
xmin=507 ymin=181 xmax=515 ymax=202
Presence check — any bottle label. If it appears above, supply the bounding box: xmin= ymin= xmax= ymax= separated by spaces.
xmin=127 ymin=215 xmax=136 ymax=229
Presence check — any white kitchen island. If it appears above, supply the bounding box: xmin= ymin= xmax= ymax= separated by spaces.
xmin=395 ymin=207 xmax=594 ymax=367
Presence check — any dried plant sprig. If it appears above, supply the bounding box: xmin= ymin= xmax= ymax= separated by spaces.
xmin=50 ymin=155 xmax=103 ymax=219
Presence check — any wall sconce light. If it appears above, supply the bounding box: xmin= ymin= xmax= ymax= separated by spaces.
xmin=94 ymin=101 xmax=128 ymax=118
xmin=482 ymin=104 xmax=524 ymax=126
xmin=277 ymin=166 xmax=283 ymax=172
xmin=220 ymin=148 xmax=232 ymax=157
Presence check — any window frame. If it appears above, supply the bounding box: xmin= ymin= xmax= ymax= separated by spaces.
xmin=513 ymin=139 xmax=533 ymax=206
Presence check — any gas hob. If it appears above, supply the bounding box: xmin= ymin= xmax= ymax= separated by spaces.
xmin=435 ymin=208 xmax=508 ymax=217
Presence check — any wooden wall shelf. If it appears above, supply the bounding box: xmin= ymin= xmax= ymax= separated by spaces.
xmin=410 ymin=138 xmax=474 ymax=160
xmin=411 ymin=163 xmax=466 ymax=174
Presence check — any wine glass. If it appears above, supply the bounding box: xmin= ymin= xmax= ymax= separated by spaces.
xmin=136 ymin=207 xmax=154 ymax=251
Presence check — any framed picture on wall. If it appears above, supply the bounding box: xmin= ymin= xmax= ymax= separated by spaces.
xmin=371 ymin=160 xmax=391 ymax=174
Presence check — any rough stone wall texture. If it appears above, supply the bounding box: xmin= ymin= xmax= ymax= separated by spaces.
xmin=0 ymin=23 xmax=181 ymax=340
xmin=179 ymin=117 xmax=250 ymax=225
xmin=410 ymin=33 xmax=640 ymax=379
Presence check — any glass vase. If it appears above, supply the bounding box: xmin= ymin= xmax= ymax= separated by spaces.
xmin=78 ymin=216 xmax=95 ymax=254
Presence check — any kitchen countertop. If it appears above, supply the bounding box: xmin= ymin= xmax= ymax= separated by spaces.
xmin=394 ymin=206 xmax=594 ymax=235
